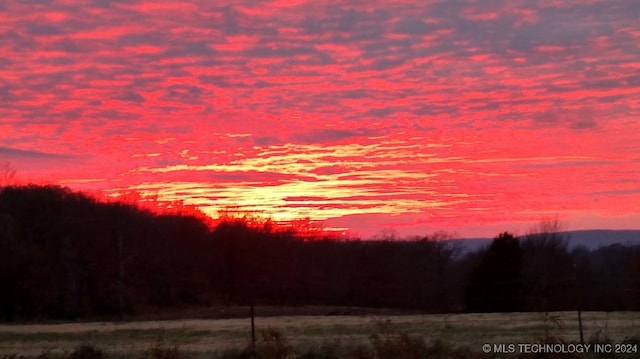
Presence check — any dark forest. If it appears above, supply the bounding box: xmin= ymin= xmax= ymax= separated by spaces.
xmin=1 ymin=185 xmax=639 ymax=321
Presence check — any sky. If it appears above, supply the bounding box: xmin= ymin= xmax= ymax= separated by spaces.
xmin=1 ymin=0 xmax=639 ymax=238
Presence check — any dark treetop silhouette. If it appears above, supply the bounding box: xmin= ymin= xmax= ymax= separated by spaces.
xmin=1 ymin=185 xmax=639 ymax=321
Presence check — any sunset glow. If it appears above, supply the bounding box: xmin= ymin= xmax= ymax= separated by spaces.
xmin=2 ymin=0 xmax=639 ymax=237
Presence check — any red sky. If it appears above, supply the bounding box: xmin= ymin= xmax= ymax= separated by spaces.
xmin=1 ymin=0 xmax=639 ymax=238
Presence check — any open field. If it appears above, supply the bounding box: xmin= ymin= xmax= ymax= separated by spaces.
xmin=0 ymin=310 xmax=639 ymax=357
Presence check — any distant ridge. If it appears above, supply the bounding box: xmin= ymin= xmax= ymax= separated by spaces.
xmin=454 ymin=229 xmax=640 ymax=253
xmin=565 ymin=229 xmax=640 ymax=249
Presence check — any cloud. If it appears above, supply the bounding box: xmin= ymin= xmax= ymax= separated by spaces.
xmin=116 ymin=90 xmax=146 ymax=103
xmin=364 ymin=107 xmax=402 ymax=118
xmin=253 ymin=136 xmax=281 ymax=146
xmin=291 ymin=128 xmax=379 ymax=144
xmin=0 ymin=146 xmax=75 ymax=159
xmin=160 ymin=85 xmax=204 ymax=104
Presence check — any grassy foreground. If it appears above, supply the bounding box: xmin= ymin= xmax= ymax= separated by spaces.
xmin=0 ymin=311 xmax=638 ymax=358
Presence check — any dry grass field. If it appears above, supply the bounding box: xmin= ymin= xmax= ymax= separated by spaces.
xmin=0 ymin=310 xmax=638 ymax=357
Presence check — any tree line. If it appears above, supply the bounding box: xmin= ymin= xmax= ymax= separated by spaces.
xmin=1 ymin=184 xmax=639 ymax=321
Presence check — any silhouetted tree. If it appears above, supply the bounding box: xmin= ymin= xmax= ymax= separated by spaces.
xmin=465 ymin=232 xmax=522 ymax=312
xmin=521 ymin=220 xmax=574 ymax=311
xmin=588 ymin=243 xmax=638 ymax=310
xmin=625 ymin=249 xmax=640 ymax=310
xmin=0 ymin=162 xmax=17 ymax=189
xmin=424 ymin=232 xmax=462 ymax=312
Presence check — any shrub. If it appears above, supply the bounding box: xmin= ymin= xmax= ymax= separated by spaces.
xmin=367 ymin=319 xmax=429 ymax=359
xmin=68 ymin=345 xmax=107 ymax=359
xmin=258 ymin=327 xmax=293 ymax=359
xmin=143 ymin=342 xmax=187 ymax=359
